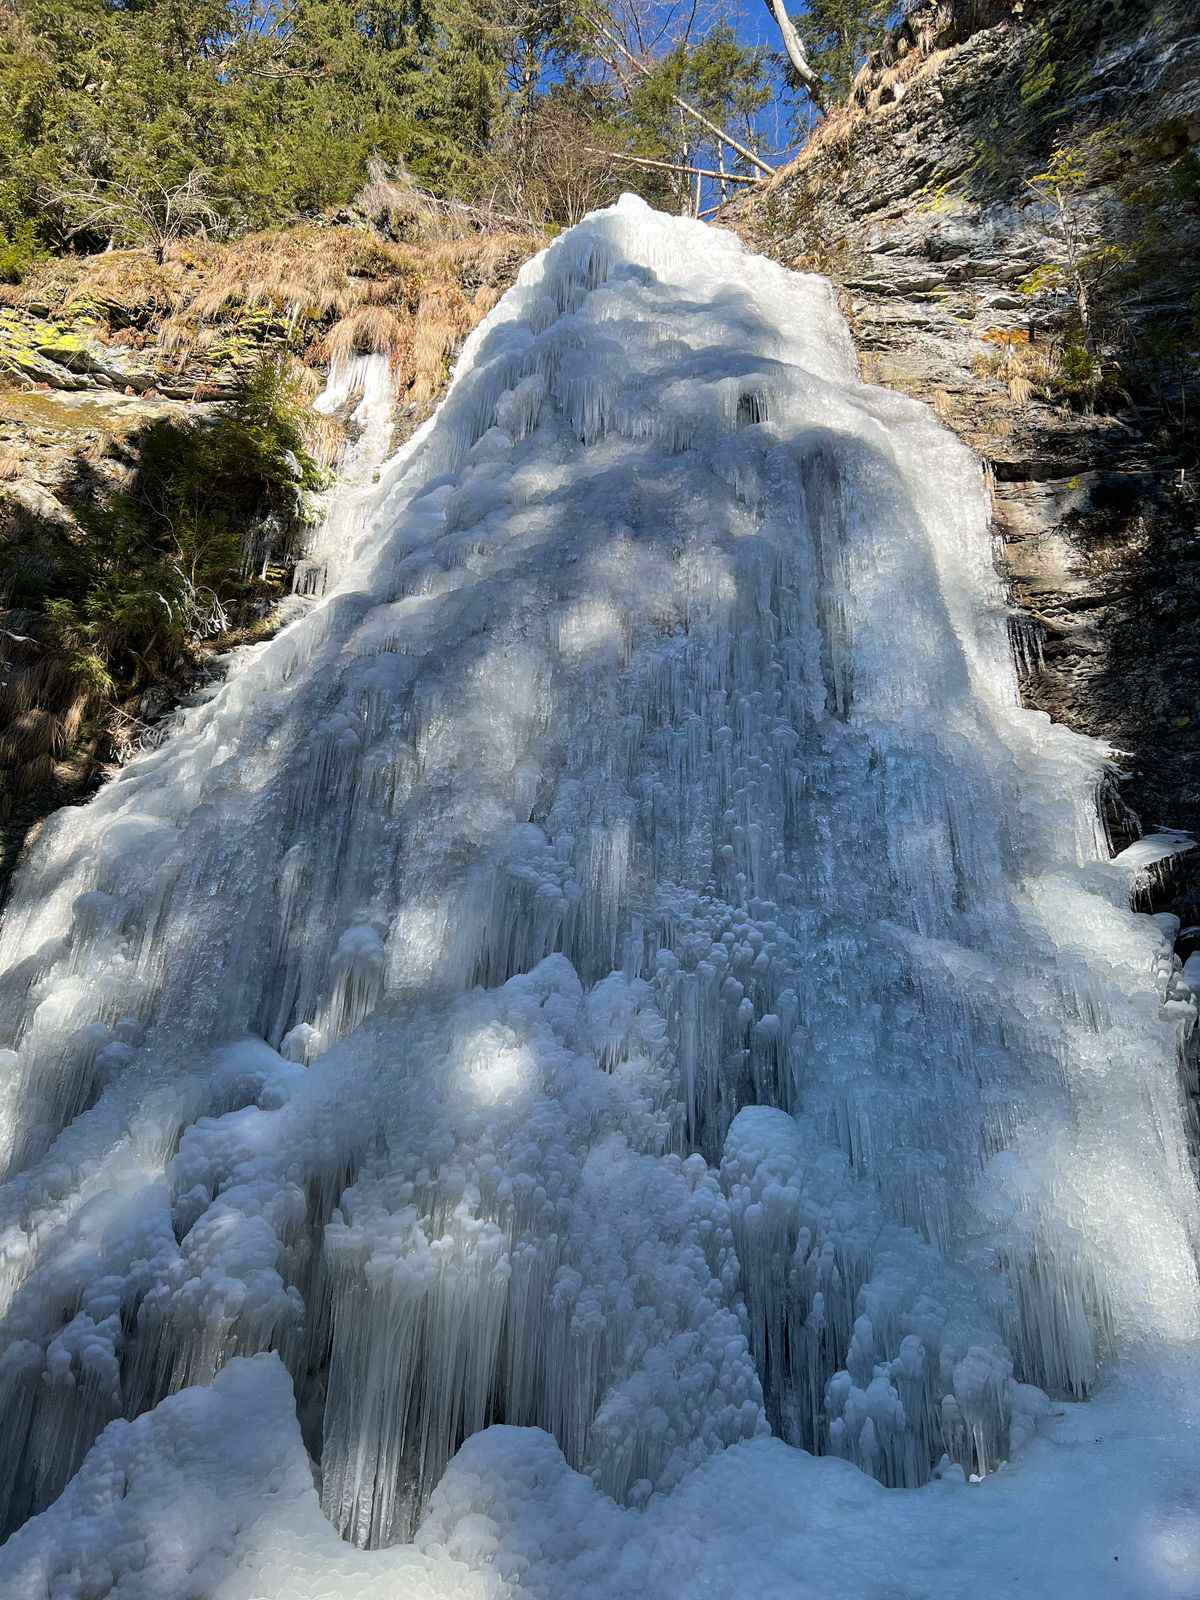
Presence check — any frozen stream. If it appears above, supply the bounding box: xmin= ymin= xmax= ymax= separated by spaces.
xmin=0 ymin=197 xmax=1197 ymax=1598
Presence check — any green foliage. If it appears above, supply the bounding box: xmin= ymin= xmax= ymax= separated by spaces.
xmin=1018 ymin=243 xmax=1135 ymax=303
xmin=1052 ymin=338 xmax=1106 ymax=402
xmin=622 ymin=24 xmax=770 ymax=196
xmin=0 ymin=220 xmax=43 ymax=284
xmin=1014 ymin=7 xmax=1091 ymax=126
xmin=0 ymin=0 xmax=790 ymax=241
xmin=1019 ymin=21 xmax=1057 ymax=111
xmin=1015 ymin=116 xmax=1200 ymax=425
xmin=1020 ymin=127 xmax=1146 ymax=369
xmin=0 ymin=0 xmax=518 ymax=249
xmin=801 ymin=0 xmax=892 ymax=103
xmin=1029 ymin=126 xmax=1128 ymax=197
xmin=1017 ymin=262 xmax=1067 ymax=297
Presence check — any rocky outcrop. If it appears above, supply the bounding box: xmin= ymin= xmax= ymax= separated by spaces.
xmin=730 ymin=0 xmax=1200 ymax=917
xmin=0 ymin=384 xmax=201 ymax=547
xmin=0 ymin=305 xmax=162 ymax=394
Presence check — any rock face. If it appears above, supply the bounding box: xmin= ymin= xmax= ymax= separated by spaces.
xmin=0 ymin=305 xmax=164 ymax=395
xmin=0 ymin=386 xmax=217 ymax=895
xmin=0 ymin=387 xmax=197 ymax=506
xmin=0 ymin=215 xmax=543 ymax=905
xmin=730 ymin=0 xmax=1200 ymax=917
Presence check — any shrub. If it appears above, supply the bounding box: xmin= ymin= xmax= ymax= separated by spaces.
xmin=54 ymin=359 xmax=322 ymax=679
xmin=0 ymin=220 xmax=43 ymax=285
xmin=0 ymin=356 xmax=324 ymax=835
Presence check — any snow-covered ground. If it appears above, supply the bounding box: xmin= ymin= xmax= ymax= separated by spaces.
xmin=0 ymin=197 xmax=1196 ymax=1598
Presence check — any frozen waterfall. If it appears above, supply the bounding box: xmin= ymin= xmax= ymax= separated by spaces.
xmin=0 ymin=196 xmax=1197 ymax=1599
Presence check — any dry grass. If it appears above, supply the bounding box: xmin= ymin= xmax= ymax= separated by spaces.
xmin=931 ymin=387 xmax=955 ymax=419
xmin=323 ymin=305 xmax=411 ymax=366
xmin=302 ymin=233 xmax=529 ymax=406
xmin=282 ymin=356 xmax=322 ymax=402
xmin=10 ymin=248 xmax=190 ymax=323
xmin=0 ymin=642 xmax=88 ymax=807
xmin=300 ymin=411 xmax=349 ymax=469
xmin=756 ymin=0 xmax=960 ymax=200
xmin=171 ymin=219 xmax=537 ymax=413
xmin=409 ymin=285 xmax=477 ymax=402
xmin=776 ymin=104 xmax=866 ymax=180
xmin=972 ymin=332 xmax=1067 ymax=408
xmin=186 ymin=228 xmax=357 ymax=322
xmin=156 ymin=314 xmax=216 ymax=364
xmin=10 ymin=218 xmax=540 ymax=432
xmin=355 ymin=160 xmax=477 ymax=243
xmin=13 ymin=180 xmax=542 ymax=420
xmin=850 ymin=35 xmax=950 ymax=115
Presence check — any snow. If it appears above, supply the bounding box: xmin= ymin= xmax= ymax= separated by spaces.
xmin=0 ymin=195 xmax=1196 ymax=1597
xmin=1114 ymin=830 xmax=1198 ymax=907
xmin=5 ymin=1352 xmax=1199 ymax=1598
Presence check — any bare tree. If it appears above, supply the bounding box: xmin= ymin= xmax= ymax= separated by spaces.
xmin=760 ymin=0 xmax=827 ymax=111
xmin=47 ymin=168 xmax=223 ymax=261
xmin=584 ymin=150 xmax=763 ymax=186
xmin=479 ymin=96 xmax=628 ymax=227
xmin=591 ymin=17 xmax=775 ymax=177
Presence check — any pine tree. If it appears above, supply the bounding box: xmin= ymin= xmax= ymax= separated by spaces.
xmin=0 ymin=0 xmax=512 ymax=256
xmin=801 ymin=0 xmax=892 ymax=102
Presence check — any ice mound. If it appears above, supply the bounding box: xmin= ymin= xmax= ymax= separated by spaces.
xmin=0 ymin=194 xmax=1196 ymax=1596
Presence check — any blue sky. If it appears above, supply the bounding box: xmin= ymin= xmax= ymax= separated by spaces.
xmin=594 ymin=0 xmax=829 ymax=178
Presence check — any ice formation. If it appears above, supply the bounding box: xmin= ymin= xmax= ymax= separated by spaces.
xmin=0 ymin=197 xmax=1197 ymax=1598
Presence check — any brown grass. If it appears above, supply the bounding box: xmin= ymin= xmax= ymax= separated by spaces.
xmin=300 ymin=411 xmax=349 ymax=469
xmin=931 ymin=388 xmax=955 ymax=419
xmin=410 ymin=290 xmax=471 ymax=400
xmin=323 ymin=305 xmax=411 ymax=367
xmin=754 ymin=0 xmax=960 ymax=201
xmin=782 ymin=104 xmax=865 ymax=179
xmin=186 ymin=230 xmax=357 ymax=322
xmin=282 ymin=356 xmax=322 ymax=402
xmin=0 ymin=643 xmax=89 ymax=807
xmin=12 ymin=248 xmax=190 ymax=324
xmin=12 ymin=184 xmax=542 ymax=427
xmin=355 ymin=160 xmax=477 ymax=244
xmin=156 ymin=315 xmax=211 ymax=364
xmin=972 ymin=336 xmax=1070 ymax=407
xmin=850 ymin=35 xmax=950 ymax=115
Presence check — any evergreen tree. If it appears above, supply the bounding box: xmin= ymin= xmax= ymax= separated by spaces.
xmin=0 ymin=0 xmax=883 ymax=267
xmin=801 ymin=0 xmax=893 ymax=102
xmin=0 ymin=0 xmax=511 ymax=257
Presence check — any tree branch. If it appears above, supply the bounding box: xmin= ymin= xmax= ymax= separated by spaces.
xmin=593 ymin=21 xmax=775 ymax=176
xmin=760 ymin=0 xmax=826 ymax=112
xmin=584 ymin=148 xmax=764 ymax=184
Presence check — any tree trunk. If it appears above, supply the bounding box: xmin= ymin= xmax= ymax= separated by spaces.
xmin=761 ymin=0 xmax=827 ymax=112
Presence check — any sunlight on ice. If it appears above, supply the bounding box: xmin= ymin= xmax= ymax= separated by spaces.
xmin=0 ymin=193 xmax=1196 ymax=1599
